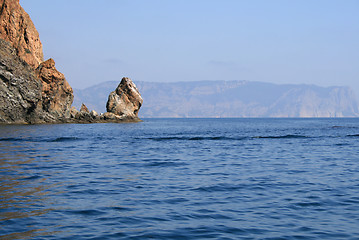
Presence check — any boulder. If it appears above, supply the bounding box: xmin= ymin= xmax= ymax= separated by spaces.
xmin=70 ymin=106 xmax=79 ymax=119
xmin=106 ymin=77 xmax=143 ymax=119
xmin=90 ymin=110 xmax=98 ymax=118
xmin=80 ymin=103 xmax=90 ymax=113
xmin=103 ymin=112 xmax=123 ymax=121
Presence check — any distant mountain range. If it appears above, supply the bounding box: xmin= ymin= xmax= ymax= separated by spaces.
xmin=73 ymin=80 xmax=359 ymax=118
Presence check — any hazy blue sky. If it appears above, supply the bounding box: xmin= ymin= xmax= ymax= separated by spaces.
xmin=21 ymin=0 xmax=358 ymax=94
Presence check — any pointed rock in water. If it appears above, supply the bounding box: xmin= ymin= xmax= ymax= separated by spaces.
xmin=106 ymin=77 xmax=143 ymax=120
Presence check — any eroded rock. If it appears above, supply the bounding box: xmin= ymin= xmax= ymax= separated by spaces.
xmin=90 ymin=110 xmax=98 ymax=118
xmin=0 ymin=0 xmax=44 ymax=68
xmin=0 ymin=0 xmax=74 ymax=124
xmin=70 ymin=106 xmax=79 ymax=119
xmin=0 ymin=39 xmax=43 ymax=123
xmin=80 ymin=103 xmax=89 ymax=113
xmin=37 ymin=58 xmax=73 ymax=119
xmin=106 ymin=77 xmax=143 ymax=120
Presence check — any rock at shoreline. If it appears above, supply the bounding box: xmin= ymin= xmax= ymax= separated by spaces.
xmin=0 ymin=0 xmax=74 ymax=124
xmin=90 ymin=110 xmax=98 ymax=118
xmin=0 ymin=0 xmax=143 ymax=124
xmin=80 ymin=103 xmax=90 ymax=113
xmin=106 ymin=77 xmax=143 ymax=120
xmin=37 ymin=58 xmax=73 ymax=119
xmin=0 ymin=39 xmax=43 ymax=124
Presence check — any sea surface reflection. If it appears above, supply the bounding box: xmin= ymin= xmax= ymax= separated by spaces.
xmin=0 ymin=125 xmax=64 ymax=239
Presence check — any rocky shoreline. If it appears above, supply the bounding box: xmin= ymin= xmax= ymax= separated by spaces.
xmin=0 ymin=0 xmax=142 ymax=124
xmin=67 ymin=77 xmax=143 ymax=124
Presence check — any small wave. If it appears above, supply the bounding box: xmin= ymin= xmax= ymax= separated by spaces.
xmin=189 ymin=213 xmax=233 ymax=220
xmin=0 ymin=137 xmax=82 ymax=142
xmin=145 ymin=161 xmax=187 ymax=167
xmin=66 ymin=209 xmax=105 ymax=216
xmin=332 ymin=125 xmax=359 ymax=129
xmin=254 ymin=134 xmax=308 ymax=139
xmin=347 ymin=134 xmax=359 ymax=137
xmin=148 ymin=136 xmax=246 ymax=141
xmin=69 ymin=189 xmax=101 ymax=195
xmin=51 ymin=137 xmax=82 ymax=142
xmin=188 ymin=136 xmax=246 ymax=141
xmin=143 ymin=216 xmax=169 ymax=222
xmin=335 ymin=143 xmax=350 ymax=146
xmin=332 ymin=125 xmax=345 ymax=129
xmin=163 ymin=198 xmax=188 ymax=204
xmin=19 ymin=175 xmax=42 ymax=181
xmin=148 ymin=135 xmax=311 ymax=141
xmin=111 ymin=206 xmax=134 ymax=212
xmin=193 ymin=184 xmax=244 ymax=192
xmin=148 ymin=136 xmax=186 ymax=141
xmin=294 ymin=201 xmax=323 ymax=207
xmin=0 ymin=137 xmax=24 ymax=142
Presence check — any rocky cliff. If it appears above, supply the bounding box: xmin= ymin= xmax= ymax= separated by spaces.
xmin=0 ymin=0 xmax=43 ymax=68
xmin=0 ymin=0 xmax=142 ymax=124
xmin=69 ymin=77 xmax=143 ymax=123
xmin=37 ymin=58 xmax=73 ymax=120
xmin=0 ymin=38 xmax=43 ymax=123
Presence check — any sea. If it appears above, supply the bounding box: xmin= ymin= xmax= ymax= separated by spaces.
xmin=1 ymin=118 xmax=359 ymax=240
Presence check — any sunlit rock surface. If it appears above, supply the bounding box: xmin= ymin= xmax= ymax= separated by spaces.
xmin=106 ymin=77 xmax=143 ymax=120
xmin=0 ymin=0 xmax=43 ymax=68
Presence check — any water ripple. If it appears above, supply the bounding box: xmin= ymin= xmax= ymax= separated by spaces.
xmin=1 ymin=119 xmax=359 ymax=239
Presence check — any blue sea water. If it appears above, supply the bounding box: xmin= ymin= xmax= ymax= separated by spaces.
xmin=1 ymin=118 xmax=359 ymax=240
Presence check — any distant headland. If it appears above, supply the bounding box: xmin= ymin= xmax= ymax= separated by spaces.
xmin=74 ymin=80 xmax=359 ymax=118
xmin=0 ymin=0 xmax=142 ymax=124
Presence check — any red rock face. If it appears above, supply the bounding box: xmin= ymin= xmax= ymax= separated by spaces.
xmin=37 ymin=59 xmax=73 ymax=118
xmin=0 ymin=0 xmax=74 ymax=122
xmin=0 ymin=0 xmax=43 ymax=68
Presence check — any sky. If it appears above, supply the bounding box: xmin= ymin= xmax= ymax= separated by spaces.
xmin=21 ymin=0 xmax=359 ymax=95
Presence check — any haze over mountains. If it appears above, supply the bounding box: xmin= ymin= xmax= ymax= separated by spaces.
xmin=73 ymin=81 xmax=359 ymax=118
